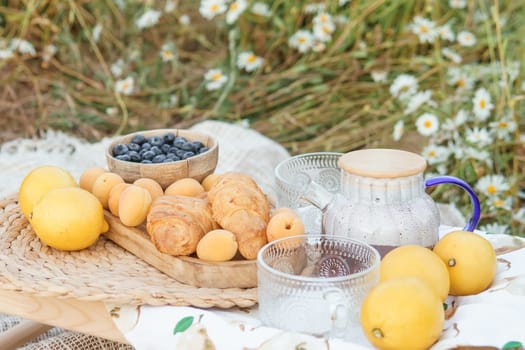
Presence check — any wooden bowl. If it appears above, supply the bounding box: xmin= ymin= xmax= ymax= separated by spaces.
xmin=106 ymin=129 xmax=218 ymax=189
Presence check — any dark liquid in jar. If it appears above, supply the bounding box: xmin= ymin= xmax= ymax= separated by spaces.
xmin=373 ymin=244 xmax=435 ymax=258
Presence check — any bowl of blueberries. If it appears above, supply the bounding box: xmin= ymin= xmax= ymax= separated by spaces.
xmin=106 ymin=128 xmax=218 ymax=189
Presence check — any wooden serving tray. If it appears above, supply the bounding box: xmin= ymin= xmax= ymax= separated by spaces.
xmin=104 ymin=212 xmax=257 ymax=289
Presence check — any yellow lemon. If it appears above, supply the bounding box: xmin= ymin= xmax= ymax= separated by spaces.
xmin=30 ymin=187 xmax=109 ymax=251
xmin=19 ymin=166 xmax=78 ymax=220
xmin=433 ymin=230 xmax=497 ymax=296
xmin=380 ymin=245 xmax=450 ymax=301
xmin=360 ymin=277 xmax=445 ymax=350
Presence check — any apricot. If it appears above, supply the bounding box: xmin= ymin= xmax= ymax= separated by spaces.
xmin=165 ymin=178 xmax=205 ymax=197
xmin=108 ymin=182 xmax=132 ymax=217
xmin=91 ymin=172 xmax=125 ymax=209
xmin=118 ymin=185 xmax=152 ymax=227
xmin=266 ymin=212 xmax=305 ymax=242
xmin=79 ymin=167 xmax=106 ymax=192
xmin=133 ymin=178 xmax=164 ymax=201
xmin=271 ymin=207 xmax=297 ymax=218
xmin=201 ymin=173 xmax=221 ymax=191
xmin=196 ymin=229 xmax=238 ymax=262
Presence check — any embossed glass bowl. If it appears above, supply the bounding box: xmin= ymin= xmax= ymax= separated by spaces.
xmin=257 ymin=234 xmax=380 ymax=341
xmin=274 ymin=152 xmax=343 ymax=232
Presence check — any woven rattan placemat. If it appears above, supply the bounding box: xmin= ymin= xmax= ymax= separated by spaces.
xmin=0 ymin=195 xmax=257 ymax=309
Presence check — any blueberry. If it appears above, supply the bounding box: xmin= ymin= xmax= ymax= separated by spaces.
xmin=163 ymin=133 xmax=176 ymax=144
xmin=128 ymin=151 xmax=141 ymax=162
xmin=131 ymin=134 xmax=147 ymax=145
xmin=149 ymin=136 xmax=164 ymax=147
xmin=173 ymin=140 xmax=185 ymax=148
xmin=174 ymin=149 xmax=186 ymax=158
xmin=150 ymin=146 xmax=162 ymax=155
xmin=163 ymin=158 xmax=175 ymax=163
xmin=141 ymin=142 xmax=152 ymax=150
xmin=190 ymin=141 xmax=205 ymax=150
xmin=115 ymin=154 xmax=131 ymax=161
xmin=152 ymin=154 xmax=166 ymax=163
xmin=182 ymin=151 xmax=195 ymax=159
xmin=179 ymin=142 xmax=195 ymax=151
xmin=169 ymin=146 xmax=179 ymax=154
xmin=113 ymin=144 xmax=129 ymax=156
xmin=142 ymin=150 xmax=155 ymax=160
xmin=175 ymin=136 xmax=187 ymax=143
xmin=199 ymin=147 xmax=209 ymax=154
xmin=161 ymin=144 xmax=171 ymax=154
xmin=141 ymin=159 xmax=152 ymax=164
xmin=166 ymin=153 xmax=180 ymax=161
xmin=127 ymin=142 xmax=141 ymax=152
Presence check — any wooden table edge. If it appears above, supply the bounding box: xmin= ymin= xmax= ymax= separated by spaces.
xmin=0 ymin=289 xmax=129 ymax=344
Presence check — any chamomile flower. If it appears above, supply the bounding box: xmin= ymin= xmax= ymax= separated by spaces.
xmin=93 ymin=23 xmax=103 ymax=42
xmin=389 ymin=74 xmax=418 ymax=101
xmin=465 ymin=147 xmax=491 ymax=165
xmin=313 ymin=21 xmax=336 ymax=42
xmin=466 ymin=127 xmax=493 ymax=147
xmin=160 ymin=43 xmax=176 ymax=62
xmin=115 ymin=76 xmax=134 ymax=95
xmin=457 ymin=31 xmax=476 ymax=47
xmin=339 ymin=0 xmax=351 ymax=5
xmin=204 ymin=68 xmax=227 ymax=91
xmin=165 ymin=0 xmax=176 ymax=12
xmin=441 ymin=47 xmax=462 ymax=64
xmin=392 ymin=120 xmax=404 ymax=141
xmin=304 ymin=3 xmax=326 ymax=14
xmin=442 ymin=109 xmax=469 ymax=131
xmin=404 ymin=90 xmax=436 ymax=114
xmin=475 ymin=174 xmax=510 ymax=197
xmin=446 ymin=67 xmax=474 ymax=91
xmin=409 ymin=16 xmax=438 ymax=43
xmin=42 ymin=44 xmax=57 ymax=62
xmin=200 ymin=0 xmax=227 ymax=20
xmin=513 ymin=208 xmax=525 ymax=224
xmin=226 ymin=0 xmax=247 ymax=24
xmin=289 ymin=30 xmax=314 ymax=53
xmin=371 ymin=70 xmax=388 ymax=82
xmin=472 ymin=87 xmax=494 ymax=121
xmin=416 ymin=113 xmax=439 ymax=136
xmin=490 ymin=114 xmax=517 ymax=140
xmin=438 ymin=24 xmax=455 ymax=42
xmin=0 ymin=49 xmax=13 ymax=60
xmin=237 ymin=51 xmax=263 ymax=72
xmin=179 ymin=14 xmax=191 ymax=25
xmin=480 ymin=223 xmax=509 ymax=235
xmin=110 ymin=59 xmax=126 ymax=77
xmin=488 ymin=196 xmax=513 ymax=211
xmin=9 ymin=38 xmax=36 ymax=56
xmin=421 ymin=144 xmax=449 ymax=165
xmin=449 ymin=0 xmax=467 ymax=9
xmin=447 ymin=140 xmax=466 ymax=159
xmin=251 ymin=2 xmax=271 ymax=17
xmin=313 ymin=13 xmax=333 ymax=26
xmin=135 ymin=9 xmax=162 ymax=30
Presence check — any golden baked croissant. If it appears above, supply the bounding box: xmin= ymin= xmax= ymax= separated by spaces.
xmin=146 ymin=195 xmax=218 ymax=256
xmin=207 ymin=172 xmax=270 ymax=259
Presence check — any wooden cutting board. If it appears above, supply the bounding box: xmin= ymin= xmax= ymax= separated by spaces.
xmin=104 ymin=211 xmax=257 ymax=289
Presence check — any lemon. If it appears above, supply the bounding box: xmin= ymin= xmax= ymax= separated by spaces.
xmin=433 ymin=230 xmax=497 ymax=296
xmin=30 ymin=187 xmax=109 ymax=251
xmin=19 ymin=166 xmax=78 ymax=220
xmin=360 ymin=277 xmax=445 ymax=350
xmin=380 ymin=245 xmax=450 ymax=301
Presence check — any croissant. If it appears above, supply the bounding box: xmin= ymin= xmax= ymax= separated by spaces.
xmin=208 ymin=172 xmax=270 ymax=259
xmin=146 ymin=195 xmax=218 ymax=256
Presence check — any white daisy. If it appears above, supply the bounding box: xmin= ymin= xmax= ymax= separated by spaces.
xmin=226 ymin=0 xmax=248 ymax=24
xmin=93 ymin=23 xmax=103 ymax=42
xmin=165 ymin=0 xmax=176 ymax=12
xmin=457 ymin=31 xmax=476 ymax=47
xmin=490 ymin=114 xmax=517 ymax=140
xmin=312 ymin=41 xmax=327 ymax=52
xmin=199 ymin=0 xmax=227 ymax=20
xmin=115 ymin=76 xmax=134 ymax=95
xmin=0 ymin=49 xmax=14 ymax=60
xmin=441 ymin=47 xmax=462 ymax=64
xmin=513 ymin=208 xmax=525 ymax=224
xmin=480 ymin=223 xmax=509 ymax=235
xmin=237 ymin=51 xmax=263 ymax=72
xmin=204 ymin=68 xmax=228 ymax=91
xmin=179 ymin=14 xmax=191 ymax=25
xmin=447 ymin=141 xmax=466 ymax=159
xmin=409 ymin=16 xmax=438 ymax=43
xmin=251 ymin=2 xmax=271 ymax=17
xmin=449 ymin=0 xmax=467 ymax=9
xmin=442 ymin=109 xmax=469 ymax=131
xmin=404 ymin=90 xmax=436 ymax=114
xmin=415 ymin=113 xmax=439 ymax=136
xmin=110 ymin=59 xmax=126 ymax=77
xmin=339 ymin=0 xmax=351 ymax=5
xmin=304 ymin=3 xmax=326 ymax=14
xmin=288 ymin=30 xmax=314 ymax=53
xmin=42 ymin=44 xmax=57 ymax=62
xmin=421 ymin=144 xmax=449 ymax=165
xmin=475 ymin=174 xmax=510 ymax=197
xmin=371 ymin=70 xmax=388 ymax=82
xmin=465 ymin=127 xmax=493 ymax=147
xmin=313 ymin=13 xmax=333 ymax=26
xmin=135 ymin=9 xmax=162 ymax=30
xmin=9 ymin=38 xmax=36 ymax=56
xmin=392 ymin=120 xmax=404 ymax=141
xmin=160 ymin=43 xmax=176 ymax=62
xmin=389 ymin=74 xmax=418 ymax=101
xmin=464 ymin=147 xmax=491 ymax=165
xmin=488 ymin=196 xmax=513 ymax=211
xmin=472 ymin=87 xmax=494 ymax=121
xmin=438 ymin=24 xmax=455 ymax=41
xmin=446 ymin=67 xmax=474 ymax=91
xmin=313 ymin=21 xmax=336 ymax=42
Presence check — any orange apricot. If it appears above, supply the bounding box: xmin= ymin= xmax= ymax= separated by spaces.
xmin=118 ymin=185 xmax=152 ymax=227
xmin=165 ymin=178 xmax=205 ymax=197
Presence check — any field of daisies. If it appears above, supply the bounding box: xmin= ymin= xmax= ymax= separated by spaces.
xmin=0 ymin=0 xmax=524 ymax=235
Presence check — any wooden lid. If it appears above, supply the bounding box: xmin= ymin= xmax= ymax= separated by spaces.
xmin=338 ymin=148 xmax=427 ymax=178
